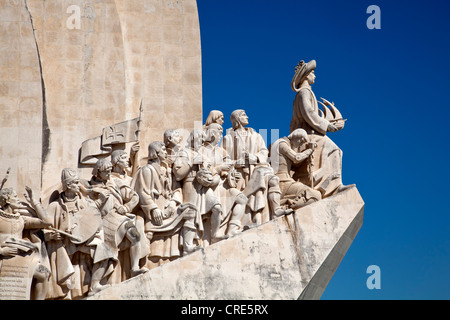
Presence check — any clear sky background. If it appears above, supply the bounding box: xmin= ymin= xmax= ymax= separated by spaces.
xmin=197 ymin=0 xmax=450 ymax=300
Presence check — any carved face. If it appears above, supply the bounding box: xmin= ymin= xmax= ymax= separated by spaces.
xmin=205 ymin=127 xmax=222 ymax=146
xmin=238 ymin=112 xmax=249 ymax=126
xmin=306 ymin=70 xmax=316 ymax=84
xmin=291 ymin=135 xmax=307 ymax=149
xmin=66 ymin=179 xmax=81 ymax=193
xmin=116 ymin=153 xmax=129 ymax=170
xmin=216 ymin=114 xmax=224 ymax=125
xmin=7 ymin=190 xmax=21 ymax=209
xmin=158 ymin=145 xmax=168 ymax=161
xmin=168 ymin=130 xmax=182 ymax=146
xmin=98 ymin=167 xmax=111 ymax=182
xmin=193 ymin=131 xmax=206 ymax=150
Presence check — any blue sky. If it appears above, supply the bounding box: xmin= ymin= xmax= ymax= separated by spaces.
xmin=197 ymin=0 xmax=450 ymax=299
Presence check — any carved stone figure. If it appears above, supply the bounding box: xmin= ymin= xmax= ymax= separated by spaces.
xmin=88 ymin=159 xmax=148 ymax=283
xmin=132 ymin=141 xmax=200 ymax=269
xmin=163 ymin=129 xmax=183 ymax=169
xmin=204 ymin=110 xmax=225 ymax=127
xmin=173 ymin=129 xmax=230 ymax=244
xmin=222 ymin=109 xmax=291 ymax=225
xmin=111 ymin=150 xmax=132 ymax=187
xmin=270 ymin=129 xmax=322 ymax=210
xmin=0 ymin=187 xmax=51 ymax=300
xmin=290 ymin=60 xmax=349 ymax=197
xmin=45 ymin=168 xmax=111 ymax=299
xmin=203 ymin=123 xmax=248 ymax=241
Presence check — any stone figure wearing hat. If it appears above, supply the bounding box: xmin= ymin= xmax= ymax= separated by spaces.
xmin=290 ymin=60 xmax=349 ymax=198
xmin=44 ymin=168 xmax=111 ymax=299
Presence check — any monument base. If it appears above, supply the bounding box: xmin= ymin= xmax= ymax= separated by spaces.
xmin=87 ymin=185 xmax=364 ymax=300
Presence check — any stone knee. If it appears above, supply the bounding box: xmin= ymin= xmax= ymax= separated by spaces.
xmin=125 ymin=221 xmax=141 ymax=244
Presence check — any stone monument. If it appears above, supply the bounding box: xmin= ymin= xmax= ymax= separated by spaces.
xmin=0 ymin=0 xmax=202 ymax=201
xmin=0 ymin=1 xmax=364 ymax=300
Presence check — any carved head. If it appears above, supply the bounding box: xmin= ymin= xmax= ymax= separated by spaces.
xmin=92 ymin=158 xmax=113 ymax=182
xmin=204 ymin=110 xmax=224 ymax=126
xmin=0 ymin=187 xmax=20 ymax=209
xmin=187 ymin=129 xmax=206 ymax=151
xmin=205 ymin=123 xmax=223 ymax=146
xmin=230 ymin=109 xmax=248 ymax=129
xmin=163 ymin=129 xmax=182 ymax=148
xmin=288 ymin=129 xmax=308 ymax=148
xmin=148 ymin=141 xmax=167 ymax=161
xmin=291 ymin=59 xmax=316 ymax=91
xmin=61 ymin=168 xmax=81 ymax=192
xmin=111 ymin=150 xmax=129 ymax=170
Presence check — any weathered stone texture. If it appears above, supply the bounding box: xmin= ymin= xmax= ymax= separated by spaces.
xmin=87 ymin=186 xmax=364 ymax=300
xmin=0 ymin=0 xmax=202 ymax=201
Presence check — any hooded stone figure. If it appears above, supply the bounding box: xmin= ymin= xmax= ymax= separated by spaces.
xmin=289 ymin=59 xmax=350 ymax=198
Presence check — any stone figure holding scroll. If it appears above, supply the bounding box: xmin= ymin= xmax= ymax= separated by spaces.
xmin=132 ymin=141 xmax=199 ymax=269
xmin=45 ymin=168 xmax=111 ymax=299
xmin=0 ymin=186 xmax=52 ymax=300
xmin=290 ymin=60 xmax=349 ymax=198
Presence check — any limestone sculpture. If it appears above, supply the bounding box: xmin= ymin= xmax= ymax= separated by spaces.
xmin=45 ymin=168 xmax=110 ymax=299
xmin=222 ymin=110 xmax=292 ymax=225
xmin=270 ymin=129 xmax=322 ymax=210
xmin=0 ymin=59 xmax=357 ymax=300
xmin=132 ymin=141 xmax=199 ymax=269
xmin=0 ymin=186 xmax=52 ymax=300
xmin=290 ymin=60 xmax=350 ymax=198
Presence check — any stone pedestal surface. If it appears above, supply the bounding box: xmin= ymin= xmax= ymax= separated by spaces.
xmin=87 ymin=185 xmax=364 ymax=300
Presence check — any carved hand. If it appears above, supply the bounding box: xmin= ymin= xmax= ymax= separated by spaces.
xmin=24 ymin=186 xmax=38 ymax=206
xmin=0 ymin=246 xmax=19 ymax=257
xmin=130 ymin=142 xmax=140 ymax=155
xmin=116 ymin=205 xmax=128 ymax=215
xmin=327 ymin=123 xmax=338 ymax=132
xmin=46 ymin=231 xmax=63 ymax=241
xmin=152 ymin=208 xmax=164 ymax=226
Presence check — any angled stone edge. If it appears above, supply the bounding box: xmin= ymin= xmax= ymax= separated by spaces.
xmin=87 ymin=186 xmax=364 ymax=300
